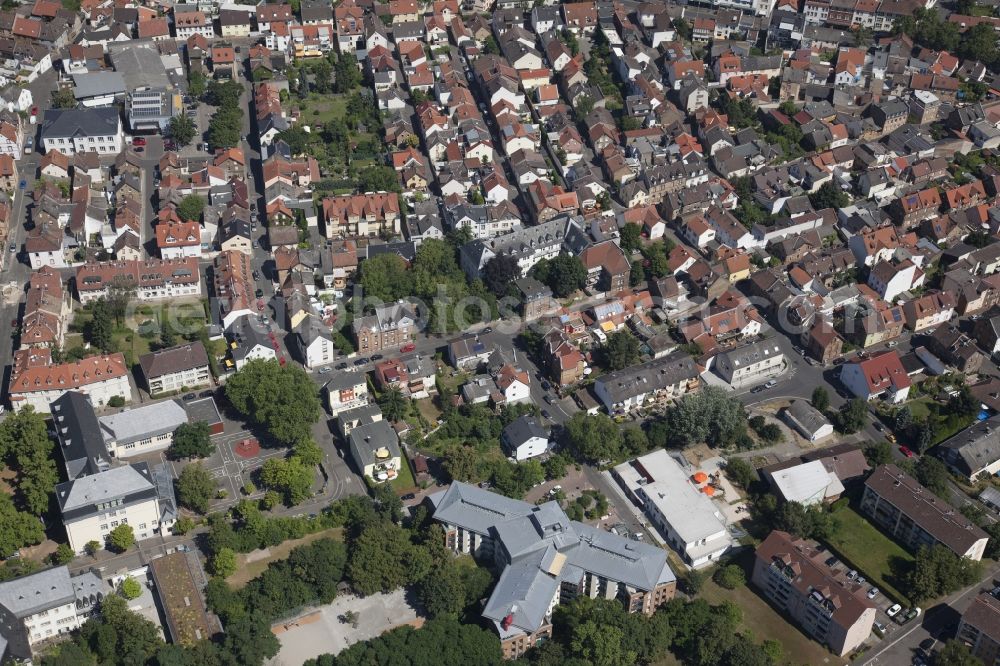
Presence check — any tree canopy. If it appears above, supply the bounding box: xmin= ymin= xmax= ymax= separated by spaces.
xmin=531 ymin=254 xmax=588 ymax=298
xmin=176 ymin=195 xmax=206 ymax=224
xmin=168 ymin=115 xmax=196 ymax=146
xmin=653 ymin=386 xmax=749 ymax=449
xmin=176 ymin=463 xmax=215 ymax=514
xmin=225 ymin=360 xmax=322 ymax=446
xmin=603 ymin=331 xmax=641 ymax=370
xmin=168 ymin=422 xmax=214 ymax=460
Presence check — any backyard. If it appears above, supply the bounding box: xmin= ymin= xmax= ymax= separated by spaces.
xmin=699 ymin=574 xmax=846 ymax=666
xmin=825 ymin=504 xmax=914 ymax=605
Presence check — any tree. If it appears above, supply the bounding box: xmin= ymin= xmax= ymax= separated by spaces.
xmin=603 ymin=331 xmax=641 ymax=371
xmin=811 ymin=387 xmax=829 ymax=412
xmin=52 ymin=87 xmax=76 ymax=109
xmin=483 ymin=255 xmax=520 ymax=297
xmin=85 ymin=540 xmax=101 ymax=556
xmin=835 ymin=398 xmax=868 ymax=434
xmin=773 ymin=501 xmax=833 ymax=540
xmin=187 ymin=69 xmax=206 ymax=97
xmin=172 ymin=516 xmax=195 ymax=535
xmin=0 ymin=408 xmax=59 ymax=515
xmin=915 ymin=455 xmax=951 ymax=498
xmin=0 ymin=493 xmax=44 ymax=558
xmin=260 ymin=456 xmax=314 ymax=505
xmin=87 ymin=298 xmax=115 ymax=352
xmin=357 ymin=165 xmax=401 ymax=193
xmin=120 ymin=577 xmax=142 ymax=600
xmin=570 ymin=621 xmax=635 ymax=666
xmin=107 ymin=524 xmax=135 ymax=552
xmin=211 ymin=547 xmax=238 ymax=578
xmin=293 ymin=438 xmax=323 ymax=467
xmin=909 ymin=544 xmax=981 ymax=601
xmin=176 ymin=195 xmax=206 ymax=223
xmin=561 ymin=413 xmax=625 ymax=464
xmin=167 ymin=115 xmax=196 ymax=146
xmin=936 ymin=640 xmax=984 ymax=666
xmin=863 ymin=440 xmax=893 ymax=467
xmin=483 ymin=36 xmax=499 ymax=54
xmin=358 ymin=253 xmax=410 ymax=302
xmin=656 ymin=386 xmax=749 ymax=448
xmin=725 ymin=457 xmax=757 ymax=490
xmin=221 ymin=617 xmax=281 ymax=666
xmin=176 ymin=463 xmax=215 ymax=514
xmin=378 ymin=387 xmax=408 ymax=422
xmin=619 ymin=223 xmax=642 ymax=253
xmin=346 ymin=523 xmax=420 ymax=595
xmin=713 ymin=564 xmax=746 ymax=590
xmin=532 ymin=254 xmax=588 ymax=298
xmin=207 ymin=108 xmax=242 ymax=150
xmin=334 ymin=54 xmax=362 ymax=92
xmin=225 ymin=360 xmax=323 ymax=446
xmin=168 ymin=422 xmax=214 ymax=460
xmin=808 ymin=181 xmax=850 ymax=210
xmin=312 ymin=58 xmax=333 ymax=94
xmin=52 ymin=543 xmax=75 ymax=565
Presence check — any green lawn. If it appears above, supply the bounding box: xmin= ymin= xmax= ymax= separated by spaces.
xmin=390 ymin=454 xmax=417 ymax=493
xmin=299 ymin=93 xmax=348 ymax=127
xmin=700 ymin=576 xmax=846 ymax=665
xmin=226 ymin=527 xmax=344 ymax=589
xmin=825 ymin=505 xmax=914 ymax=605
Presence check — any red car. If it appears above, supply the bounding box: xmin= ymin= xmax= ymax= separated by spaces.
xmin=400 ymin=343 xmax=416 ymax=353
xmin=132 ymin=137 xmax=146 ymax=146
xmin=899 ymin=446 xmax=915 ymax=458
xmin=256 ymin=299 xmax=265 ymax=311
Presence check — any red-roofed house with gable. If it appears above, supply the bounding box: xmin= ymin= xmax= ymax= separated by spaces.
xmin=839 ymin=350 xmax=911 ymax=403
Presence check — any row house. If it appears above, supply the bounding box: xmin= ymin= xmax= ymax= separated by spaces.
xmin=322 ymin=193 xmax=401 ymax=239
xmin=21 ymin=266 xmax=69 ymax=350
xmin=902 ymin=290 xmax=956 ymax=331
xmin=75 ymin=258 xmax=201 ymax=304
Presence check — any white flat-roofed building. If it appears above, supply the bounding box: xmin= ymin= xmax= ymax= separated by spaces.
xmin=98 ymin=400 xmax=189 ymax=458
xmin=613 ymin=449 xmax=733 ymax=568
xmin=767 ymin=459 xmax=845 ymax=506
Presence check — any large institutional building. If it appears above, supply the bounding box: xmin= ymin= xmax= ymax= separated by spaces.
xmin=429 ymin=482 xmax=676 ymax=659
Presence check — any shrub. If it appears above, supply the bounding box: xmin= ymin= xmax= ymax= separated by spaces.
xmin=713 ymin=564 xmax=746 ymax=590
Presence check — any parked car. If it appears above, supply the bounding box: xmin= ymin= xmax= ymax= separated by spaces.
xmin=18 ymin=179 xmax=25 ymax=190
xmin=824 ymin=556 xmax=837 ymax=567
xmin=846 ymin=569 xmax=858 ymax=580
xmin=763 ymin=379 xmax=778 ymax=389
xmin=887 ymin=604 xmax=902 ymax=617
xmin=255 ymin=288 xmax=264 ymax=298
xmin=401 ymin=493 xmax=416 ymax=501
xmin=7 ymin=243 xmax=15 ymax=254
xmin=541 ymin=380 xmax=551 ymax=391
xmin=318 ymin=367 xmax=331 ymax=374
xmin=336 ymin=362 xmax=348 ymax=370
xmin=353 ymin=358 xmax=367 ymax=366
xmin=370 ymin=353 xmax=383 ymax=361
xmin=182 ymin=393 xmax=196 ymax=401
xmin=134 ymin=146 xmax=144 ymax=153
xmin=400 ymin=343 xmax=416 ymax=353
xmin=132 ymin=137 xmax=146 ymax=146
xmin=867 ymin=587 xmax=879 ymax=600
xmin=482 ymin=326 xmax=492 ymax=334
xmin=541 ymin=409 xmax=551 ymax=419
xmin=873 ymin=620 xmax=886 ymax=634
xmin=899 ymin=445 xmax=915 ymax=458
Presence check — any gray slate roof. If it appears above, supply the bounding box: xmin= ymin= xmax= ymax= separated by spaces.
xmin=99 ymin=400 xmax=189 ymax=447
xmin=0 ymin=567 xmax=76 ymax=619
xmin=41 ymin=107 xmax=120 ymax=140
xmin=51 ymin=391 xmax=110 ymax=481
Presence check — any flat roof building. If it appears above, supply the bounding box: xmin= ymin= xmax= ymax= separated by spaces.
xmin=613 ymin=449 xmax=733 ymax=568
xmin=862 ymin=464 xmax=989 ymax=560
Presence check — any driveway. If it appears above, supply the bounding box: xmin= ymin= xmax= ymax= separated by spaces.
xmin=269 ymin=589 xmax=422 ymax=665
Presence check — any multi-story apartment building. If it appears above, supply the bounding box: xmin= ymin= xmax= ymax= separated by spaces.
xmin=713 ymin=338 xmax=785 ymax=386
xmin=325 ymin=371 xmax=369 ymax=415
xmin=137 ymin=342 xmax=211 ymax=396
xmin=39 ymin=108 xmax=123 ymax=156
xmin=752 ymin=531 xmax=877 ymax=656
xmin=958 ymin=593 xmax=1000 ymax=666
xmin=56 ymin=462 xmax=174 ymax=554
xmin=613 ymin=449 xmax=734 ymax=568
xmin=862 ymin=464 xmax=989 ymax=561
xmin=9 ymin=349 xmax=130 ymax=413
xmin=75 ymin=258 xmax=201 ymax=304
xmin=593 ymin=353 xmax=700 ymax=414
xmin=430 ymin=482 xmax=676 ymax=659
xmin=0 ymin=566 xmax=106 ymax=659
xmin=173 ymin=10 xmax=214 ymax=39
xmin=212 ymin=250 xmax=255 ymax=330
xmin=459 ymin=217 xmax=570 ymax=280
xmin=321 ymin=193 xmax=401 ymax=239
xmin=351 ymin=302 xmax=416 ymax=354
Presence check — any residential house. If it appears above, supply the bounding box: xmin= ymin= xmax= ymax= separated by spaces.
xmin=352 ymin=302 xmax=416 ymax=354
xmin=9 ymin=349 xmax=130 ymax=412
xmin=839 ymin=350 xmax=910 ymax=403
xmin=501 ymin=415 xmax=549 ymax=461
xmin=137 ymin=342 xmax=211 ymax=396
xmin=40 ymin=108 xmax=122 ymax=156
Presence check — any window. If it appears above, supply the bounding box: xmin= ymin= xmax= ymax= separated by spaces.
xmin=138 ymin=523 xmax=146 ymax=530
xmin=110 ymin=521 xmax=118 ymax=528
xmin=100 ymin=524 xmax=107 ymax=531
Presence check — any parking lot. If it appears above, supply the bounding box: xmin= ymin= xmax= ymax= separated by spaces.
xmin=820 ymin=549 xmax=919 ymax=644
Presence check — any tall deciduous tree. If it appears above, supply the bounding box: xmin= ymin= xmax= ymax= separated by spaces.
xmin=603 ymin=331 xmax=641 ymax=370
xmin=168 ymin=422 xmax=214 ymax=460
xmin=176 ymin=463 xmax=215 ymax=514
xmin=107 ymin=524 xmax=135 ymax=552
xmin=224 ymin=360 xmax=322 ymax=446
xmin=482 ymin=255 xmax=520 ymax=297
